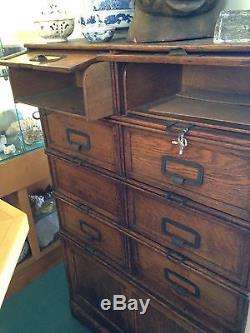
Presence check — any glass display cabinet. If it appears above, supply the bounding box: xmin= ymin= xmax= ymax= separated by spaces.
xmin=0 ymin=39 xmax=61 ymax=295
xmin=0 ymin=40 xmax=44 ymax=163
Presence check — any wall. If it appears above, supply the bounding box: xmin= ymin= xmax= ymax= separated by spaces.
xmin=0 ymin=0 xmax=250 ymax=45
xmin=226 ymin=0 xmax=250 ymax=9
xmin=0 ymin=0 xmax=83 ymax=44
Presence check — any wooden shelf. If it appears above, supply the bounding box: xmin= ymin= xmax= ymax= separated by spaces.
xmin=135 ymin=90 xmax=250 ymax=128
xmin=19 ymin=87 xmax=85 ymax=116
xmin=0 ymin=149 xmax=62 ymax=297
xmin=124 ymin=62 xmax=250 ymax=131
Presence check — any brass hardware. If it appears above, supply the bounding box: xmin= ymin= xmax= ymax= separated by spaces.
xmin=161 ymin=156 xmax=204 ymax=187
xmin=164 ymin=269 xmax=200 ymax=299
xmin=29 ymin=54 xmax=65 ymax=63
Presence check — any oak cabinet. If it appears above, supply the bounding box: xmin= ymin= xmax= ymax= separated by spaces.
xmin=2 ymin=39 xmax=250 ymax=333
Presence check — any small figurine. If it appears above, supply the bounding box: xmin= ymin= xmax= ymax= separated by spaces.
xmin=0 ymin=135 xmax=7 ymax=153
xmin=6 ymin=118 xmax=37 ymax=136
xmin=0 ymin=134 xmax=7 ymax=145
xmin=6 ymin=118 xmax=43 ymax=145
xmin=3 ymin=144 xmax=16 ymax=155
xmin=23 ymin=125 xmax=44 ymax=145
xmin=0 ymin=143 xmax=5 ymax=153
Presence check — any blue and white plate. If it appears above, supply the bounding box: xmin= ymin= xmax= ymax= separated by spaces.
xmin=81 ymin=0 xmax=134 ymax=29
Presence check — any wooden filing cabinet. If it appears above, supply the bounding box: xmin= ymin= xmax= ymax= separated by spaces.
xmin=2 ymin=38 xmax=250 ymax=333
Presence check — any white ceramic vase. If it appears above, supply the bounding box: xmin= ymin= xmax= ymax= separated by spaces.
xmin=34 ymin=0 xmax=75 ymax=42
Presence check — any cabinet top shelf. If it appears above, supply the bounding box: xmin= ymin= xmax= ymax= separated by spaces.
xmin=24 ymin=33 xmax=250 ymax=54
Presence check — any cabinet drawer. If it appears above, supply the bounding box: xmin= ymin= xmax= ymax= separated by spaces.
xmin=63 ymin=239 xmax=204 ymax=333
xmin=133 ymin=291 xmax=198 ymax=333
xmin=64 ymin=240 xmax=130 ymax=333
xmin=132 ymin=241 xmax=247 ymax=332
xmin=43 ymin=111 xmax=120 ymax=173
xmin=128 ymin=187 xmax=250 ymax=287
xmin=1 ymin=51 xmax=114 ymax=121
xmin=49 ymin=155 xmax=124 ymax=223
xmin=135 ymin=302 xmax=188 ymax=333
xmin=57 ymin=198 xmax=126 ymax=268
xmin=124 ymin=126 xmax=250 ymax=221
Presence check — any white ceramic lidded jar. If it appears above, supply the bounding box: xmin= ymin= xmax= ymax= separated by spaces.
xmin=80 ymin=0 xmax=134 ymax=29
xmin=34 ymin=0 xmax=75 ymax=42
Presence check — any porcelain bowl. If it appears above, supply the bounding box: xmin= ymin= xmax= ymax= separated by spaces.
xmin=34 ymin=18 xmax=75 ymax=41
xmin=80 ymin=9 xmax=134 ymax=29
xmin=82 ymin=25 xmax=116 ymax=43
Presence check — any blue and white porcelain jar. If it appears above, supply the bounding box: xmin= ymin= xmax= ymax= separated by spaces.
xmin=80 ymin=0 xmax=134 ymax=29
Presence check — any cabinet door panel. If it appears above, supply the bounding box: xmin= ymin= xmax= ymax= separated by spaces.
xmin=83 ymin=62 xmax=114 ymax=121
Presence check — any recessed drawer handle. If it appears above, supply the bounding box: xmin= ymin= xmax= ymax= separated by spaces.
xmin=161 ymin=218 xmax=201 ymax=249
xmin=30 ymin=54 xmax=48 ymax=63
xmin=164 ymin=269 xmax=200 ymax=299
xmin=79 ymin=220 xmax=102 ymax=242
xmin=161 ymin=156 xmax=204 ymax=186
xmin=66 ymin=128 xmax=91 ymax=152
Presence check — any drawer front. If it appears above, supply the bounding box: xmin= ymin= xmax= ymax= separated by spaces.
xmin=57 ymin=198 xmax=126 ymax=267
xmin=124 ymin=127 xmax=250 ymax=221
xmin=43 ymin=112 xmax=120 ymax=173
xmin=63 ymin=239 xmax=204 ymax=333
xmin=50 ymin=156 xmax=124 ymax=223
xmin=136 ymin=304 xmax=188 ymax=333
xmin=64 ymin=240 xmax=129 ymax=332
xmin=128 ymin=188 xmax=250 ymax=287
xmin=133 ymin=292 xmax=193 ymax=333
xmin=132 ymin=241 xmax=246 ymax=332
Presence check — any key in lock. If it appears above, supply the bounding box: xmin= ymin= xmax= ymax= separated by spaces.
xmin=172 ymin=128 xmax=189 ymax=155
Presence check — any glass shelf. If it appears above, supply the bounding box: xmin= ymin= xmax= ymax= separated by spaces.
xmin=0 ymin=41 xmax=44 ymax=163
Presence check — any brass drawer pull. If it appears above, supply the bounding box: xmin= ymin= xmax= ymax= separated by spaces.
xmin=161 ymin=218 xmax=201 ymax=249
xmin=164 ymin=269 xmax=200 ymax=299
xmin=66 ymin=128 xmax=91 ymax=152
xmin=161 ymin=156 xmax=204 ymax=186
xmin=79 ymin=220 xmax=102 ymax=242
